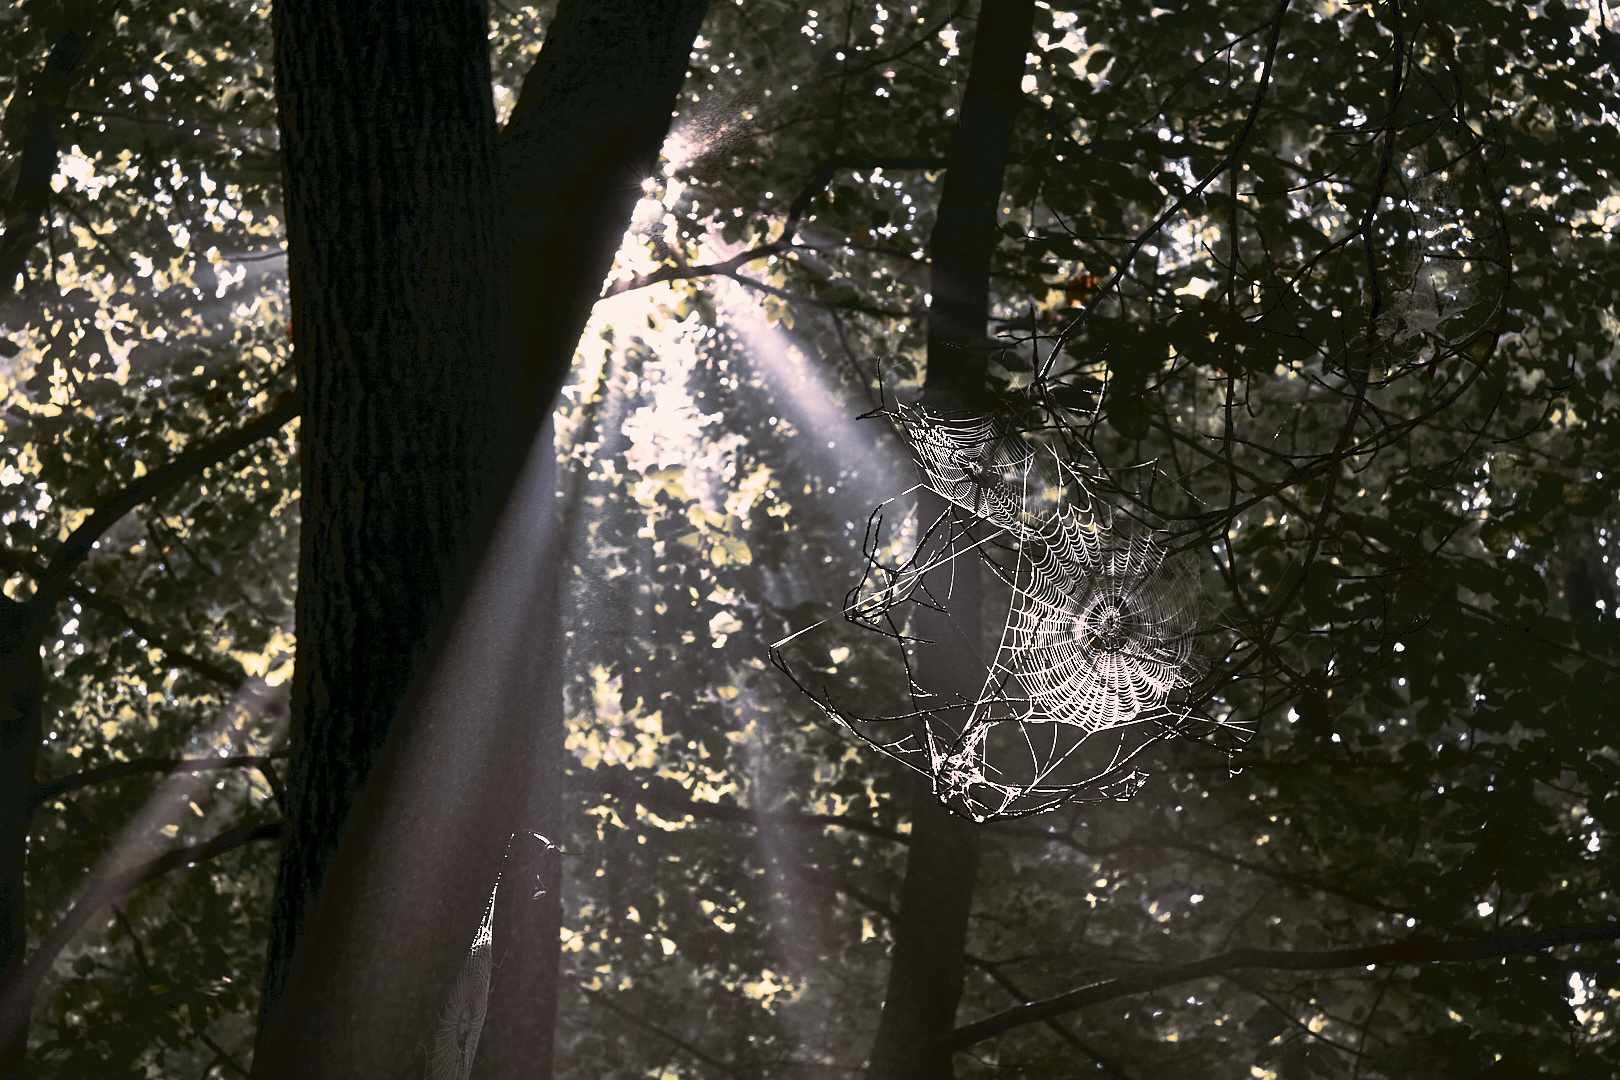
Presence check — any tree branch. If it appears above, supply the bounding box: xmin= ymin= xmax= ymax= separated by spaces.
xmin=969 ymin=957 xmax=1136 ymax=1079
xmin=947 ymin=920 xmax=1620 ymax=1050
xmin=580 ymin=986 xmax=738 ymax=1076
xmin=65 ymin=581 xmax=244 ymax=688
xmin=30 ymin=754 xmax=281 ymax=806
xmin=1222 ymin=972 xmax=1367 ymax=1060
xmin=0 ymin=550 xmax=248 ymax=690
xmin=39 ymin=389 xmax=297 ymax=596
xmin=0 ymin=822 xmax=285 ymax=1052
xmin=570 ymin=769 xmax=908 ymax=844
xmin=1042 ymin=0 xmax=1292 ymax=373
xmin=998 ymin=823 xmax=1477 ymax=937
xmin=601 ymin=155 xmax=946 ymax=299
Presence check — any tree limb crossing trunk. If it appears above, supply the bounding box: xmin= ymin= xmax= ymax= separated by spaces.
xmin=866 ymin=2 xmax=1035 ymax=1078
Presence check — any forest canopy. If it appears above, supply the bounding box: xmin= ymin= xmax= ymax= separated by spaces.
xmin=1 ymin=0 xmax=1618 ymax=1077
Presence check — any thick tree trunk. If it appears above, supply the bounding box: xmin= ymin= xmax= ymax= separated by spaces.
xmin=250 ymin=1 xmax=508 ymax=1074
xmin=867 ymin=3 xmax=1034 ymax=1077
xmin=253 ymin=1 xmax=707 ymax=1076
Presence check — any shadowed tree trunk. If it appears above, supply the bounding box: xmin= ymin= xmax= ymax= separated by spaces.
xmin=249 ymin=0 xmax=509 ymax=1072
xmin=0 ymin=604 xmax=42 ymax=1071
xmin=252 ymin=1 xmax=708 ymax=1076
xmin=865 ymin=2 xmax=1035 ymax=1078
xmin=0 ymin=0 xmax=120 ymax=300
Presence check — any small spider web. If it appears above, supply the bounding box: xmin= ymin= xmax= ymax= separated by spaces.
xmin=1383 ymin=154 xmax=1510 ymax=348
xmin=427 ymin=879 xmax=496 ymax=1080
xmin=892 ymin=402 xmax=1086 ymax=539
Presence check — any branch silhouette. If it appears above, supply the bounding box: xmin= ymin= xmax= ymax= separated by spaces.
xmin=0 ymin=822 xmax=285 ymax=1056
xmin=948 ymin=920 xmax=1620 ymax=1049
xmin=40 ymin=389 xmax=298 ymax=596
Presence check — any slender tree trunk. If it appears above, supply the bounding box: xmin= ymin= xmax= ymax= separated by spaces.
xmin=0 ymin=9 xmax=123 ymax=1069
xmin=866 ymin=3 xmax=1034 ymax=1077
xmin=0 ymin=0 xmax=119 ymax=300
xmin=919 ymin=0 xmax=1036 ymax=418
xmin=864 ymin=531 xmax=984 ymax=1080
xmin=0 ymin=402 xmax=293 ymax=1074
xmin=253 ymin=1 xmax=707 ymax=1076
xmin=0 ymin=601 xmax=42 ymax=1078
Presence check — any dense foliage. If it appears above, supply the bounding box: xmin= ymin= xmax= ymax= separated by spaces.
xmin=1 ymin=0 xmax=1616 ymax=1077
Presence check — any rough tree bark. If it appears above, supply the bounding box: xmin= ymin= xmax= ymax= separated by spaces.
xmin=250 ymin=2 xmax=508 ymax=1069
xmin=251 ymin=2 xmax=707 ymax=1077
xmin=865 ymin=3 xmax=1035 ymax=1078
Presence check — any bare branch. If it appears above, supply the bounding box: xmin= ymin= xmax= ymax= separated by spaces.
xmin=66 ymin=581 xmax=244 ymax=688
xmin=580 ymin=986 xmax=738 ymax=1076
xmin=0 ymin=822 xmax=285 ymax=1051
xmin=996 ymin=823 xmax=1477 ymax=937
xmin=601 ymin=155 xmax=946 ymax=299
xmin=31 ymin=754 xmax=281 ymax=806
xmin=970 ymin=957 xmax=1136 ymax=1080
xmin=39 ymin=390 xmax=297 ymax=595
xmin=199 ymin=1031 xmax=251 ymax=1078
xmin=948 ymin=921 xmax=1620 ymax=1049
xmin=1223 ymin=972 xmax=1367 ymax=1060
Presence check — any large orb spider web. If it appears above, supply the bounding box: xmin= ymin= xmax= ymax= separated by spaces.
xmin=772 ymin=405 xmax=1249 ymax=821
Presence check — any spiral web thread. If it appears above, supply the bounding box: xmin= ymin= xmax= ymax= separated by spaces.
xmin=775 ymin=406 xmax=1247 ymax=820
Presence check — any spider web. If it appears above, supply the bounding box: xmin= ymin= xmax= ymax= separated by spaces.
xmin=1383 ymin=156 xmax=1510 ymax=347
xmin=774 ymin=406 xmax=1248 ymax=820
xmin=427 ymin=878 xmax=496 ymax=1080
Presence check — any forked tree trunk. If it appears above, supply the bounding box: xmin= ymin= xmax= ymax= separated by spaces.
xmin=479 ymin=5 xmax=711 ymax=1070
xmin=253 ymin=1 xmax=707 ymax=1076
xmin=865 ymin=2 xmax=1035 ymax=1078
